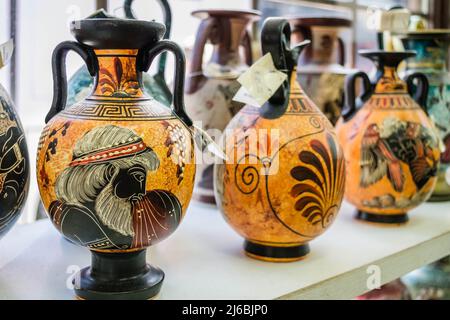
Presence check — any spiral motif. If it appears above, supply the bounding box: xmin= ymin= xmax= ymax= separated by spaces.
xmin=309 ymin=116 xmax=323 ymax=129
xmin=235 ymin=165 xmax=260 ymax=195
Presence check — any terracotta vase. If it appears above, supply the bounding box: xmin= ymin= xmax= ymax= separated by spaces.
xmin=402 ymin=256 xmax=450 ymax=300
xmin=336 ymin=50 xmax=440 ymax=224
xmin=397 ymin=30 xmax=450 ymax=201
xmin=185 ymin=9 xmax=260 ymax=204
xmin=36 ymin=16 xmax=195 ymax=299
xmin=67 ymin=1 xmax=172 ymax=107
xmin=289 ymin=17 xmax=353 ymax=125
xmin=214 ymin=18 xmax=345 ymax=262
xmin=0 ymin=41 xmax=29 ymax=240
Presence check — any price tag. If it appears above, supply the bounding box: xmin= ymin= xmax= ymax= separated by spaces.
xmin=0 ymin=39 xmax=14 ymax=69
xmin=233 ymin=53 xmax=287 ymax=108
xmin=366 ymin=7 xmax=410 ymax=32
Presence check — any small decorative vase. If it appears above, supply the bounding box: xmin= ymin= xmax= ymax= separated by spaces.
xmin=36 ymin=16 xmax=195 ymax=299
xmin=185 ymin=9 xmax=260 ymax=204
xmin=335 ymin=50 xmax=440 ymax=224
xmin=214 ymin=18 xmax=345 ymax=262
xmin=402 ymin=256 xmax=450 ymax=300
xmin=66 ymin=1 xmax=172 ymax=107
xmin=0 ymin=41 xmax=29 ymax=239
xmin=289 ymin=17 xmax=353 ymax=125
xmin=397 ymin=30 xmax=450 ymax=201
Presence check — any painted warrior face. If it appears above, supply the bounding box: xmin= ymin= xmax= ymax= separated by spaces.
xmin=112 ymin=164 xmax=147 ymax=201
xmin=54 ymin=125 xmax=160 ymax=236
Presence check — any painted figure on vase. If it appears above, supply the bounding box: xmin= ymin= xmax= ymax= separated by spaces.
xmin=36 ymin=15 xmax=195 ymax=299
xmin=336 ymin=50 xmax=440 ymax=223
xmin=49 ymin=125 xmax=182 ymax=250
xmin=396 ymin=30 xmax=450 ymax=201
xmin=0 ymin=40 xmax=29 ymax=240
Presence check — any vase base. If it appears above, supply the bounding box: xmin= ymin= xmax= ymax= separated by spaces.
xmin=356 ymin=210 xmax=409 ymax=224
xmin=73 ymin=250 xmax=164 ymax=300
xmin=244 ymin=240 xmax=310 ymax=262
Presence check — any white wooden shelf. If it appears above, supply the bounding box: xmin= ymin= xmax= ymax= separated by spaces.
xmin=0 ymin=200 xmax=449 ymax=300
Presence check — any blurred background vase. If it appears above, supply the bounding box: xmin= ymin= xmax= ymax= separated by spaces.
xmin=402 ymin=256 xmax=450 ymax=300
xmin=66 ymin=0 xmax=173 ymax=107
xmin=185 ymin=9 xmax=260 ymax=205
xmin=0 ymin=40 xmax=30 ymax=240
xmin=289 ymin=17 xmax=353 ymax=125
xmin=397 ymin=29 xmax=450 ymax=201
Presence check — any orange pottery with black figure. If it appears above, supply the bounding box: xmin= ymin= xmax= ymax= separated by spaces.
xmin=214 ymin=18 xmax=345 ymax=262
xmin=335 ymin=50 xmax=440 ymax=224
xmin=36 ymin=16 xmax=195 ymax=299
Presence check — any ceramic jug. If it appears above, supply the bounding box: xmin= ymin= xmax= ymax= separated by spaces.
xmin=214 ymin=18 xmax=345 ymax=262
xmin=289 ymin=17 xmax=353 ymax=124
xmin=0 ymin=40 xmax=29 ymax=240
xmin=185 ymin=9 xmax=260 ymax=204
xmin=67 ymin=1 xmax=172 ymax=107
xmin=397 ymin=30 xmax=450 ymax=201
xmin=336 ymin=50 xmax=440 ymax=224
xmin=36 ymin=16 xmax=195 ymax=300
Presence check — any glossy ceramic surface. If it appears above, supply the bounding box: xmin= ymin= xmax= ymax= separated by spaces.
xmin=336 ymin=51 xmax=440 ymax=223
xmin=67 ymin=5 xmax=172 ymax=107
xmin=0 ymin=83 xmax=29 ymax=239
xmin=214 ymin=18 xmax=345 ymax=262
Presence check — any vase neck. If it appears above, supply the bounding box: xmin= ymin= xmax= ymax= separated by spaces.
xmin=208 ymin=17 xmax=250 ymax=66
xmin=373 ymin=66 xmax=408 ymax=94
xmin=92 ymin=49 xmax=145 ymax=99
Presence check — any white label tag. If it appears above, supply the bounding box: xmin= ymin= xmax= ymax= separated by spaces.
xmin=233 ymin=53 xmax=287 ymax=108
xmin=366 ymin=8 xmax=410 ymax=32
xmin=0 ymin=39 xmax=14 ymax=69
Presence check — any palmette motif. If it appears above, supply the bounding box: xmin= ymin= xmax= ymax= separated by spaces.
xmin=37 ymin=50 xmax=195 ymax=251
xmin=215 ymin=72 xmax=345 ymax=256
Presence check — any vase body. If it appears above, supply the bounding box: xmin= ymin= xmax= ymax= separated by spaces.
xmin=290 ymin=17 xmax=353 ymax=125
xmin=36 ymin=17 xmax=194 ymax=299
xmin=402 ymin=256 xmax=450 ymax=299
xmin=336 ymin=51 xmax=440 ymax=223
xmin=185 ymin=9 xmax=260 ymax=204
xmin=0 ymin=83 xmax=29 ymax=239
xmin=214 ymin=18 xmax=345 ymax=262
xmin=67 ymin=4 xmax=172 ymax=107
xmin=399 ymin=31 xmax=450 ymax=201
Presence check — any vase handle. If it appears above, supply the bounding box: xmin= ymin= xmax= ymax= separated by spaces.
xmin=124 ymin=0 xmax=171 ymax=79
xmin=337 ymin=37 xmax=346 ymax=66
xmin=405 ymin=71 xmax=429 ymax=115
xmin=241 ymin=29 xmax=253 ymax=66
xmin=184 ymin=17 xmax=216 ymax=94
xmin=46 ymin=41 xmax=97 ymax=123
xmin=342 ymin=71 xmax=372 ymax=121
xmin=260 ymin=18 xmax=309 ymax=119
xmin=138 ymin=40 xmax=193 ymax=127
